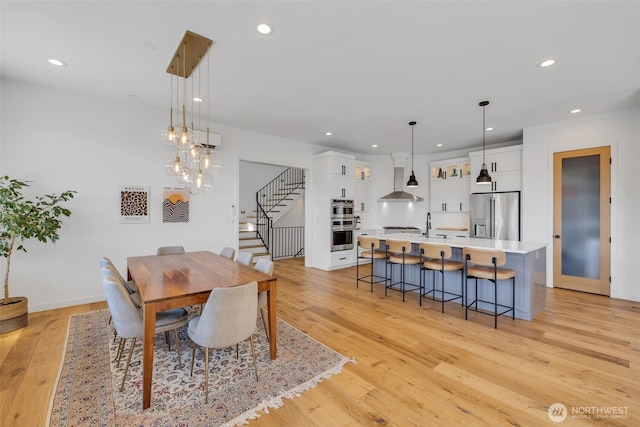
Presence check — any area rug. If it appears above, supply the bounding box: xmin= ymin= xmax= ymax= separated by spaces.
xmin=48 ymin=309 xmax=355 ymax=426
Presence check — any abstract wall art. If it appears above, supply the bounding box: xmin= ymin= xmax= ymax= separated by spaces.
xmin=162 ymin=188 xmax=189 ymax=223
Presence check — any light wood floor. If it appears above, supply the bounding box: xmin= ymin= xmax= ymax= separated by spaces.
xmin=1 ymin=257 xmax=638 ymax=426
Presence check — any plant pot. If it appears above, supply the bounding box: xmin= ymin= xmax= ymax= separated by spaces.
xmin=0 ymin=296 xmax=28 ymax=333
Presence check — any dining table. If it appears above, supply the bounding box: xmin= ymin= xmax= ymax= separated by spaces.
xmin=126 ymin=250 xmax=277 ymax=410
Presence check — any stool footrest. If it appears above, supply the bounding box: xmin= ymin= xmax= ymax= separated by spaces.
xmin=466 ymin=298 xmax=514 ymax=318
xmin=357 ymin=275 xmax=388 ymax=285
xmin=421 ymin=289 xmax=463 ymax=304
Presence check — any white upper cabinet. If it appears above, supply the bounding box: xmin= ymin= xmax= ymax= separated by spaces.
xmin=331 ymin=175 xmax=354 ymax=199
xmin=353 ymin=161 xmax=371 ymax=211
xmin=469 ymin=145 xmax=522 ymax=193
xmin=331 ymin=157 xmax=356 ymax=177
xmin=429 ymin=157 xmax=471 ymax=212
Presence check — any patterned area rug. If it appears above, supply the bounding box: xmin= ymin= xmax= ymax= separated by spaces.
xmin=48 ymin=309 xmax=355 ymax=426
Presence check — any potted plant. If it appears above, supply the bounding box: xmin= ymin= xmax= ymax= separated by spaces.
xmin=0 ymin=176 xmax=75 ymax=333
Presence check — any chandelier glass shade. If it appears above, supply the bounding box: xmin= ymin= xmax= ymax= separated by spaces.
xmin=163 ymin=31 xmax=219 ymax=195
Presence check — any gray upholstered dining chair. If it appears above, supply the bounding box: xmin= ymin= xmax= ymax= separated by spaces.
xmin=100 ymin=257 xmax=137 ymax=294
xmin=254 ymin=259 xmax=274 ymax=339
xmin=235 ymin=251 xmax=254 ymax=267
xmin=219 ymin=246 xmax=235 ymax=260
xmin=101 ymin=263 xmax=141 ymax=308
xmin=157 ymin=245 xmax=186 ymax=255
xmin=188 ymin=281 xmax=259 ymax=403
xmin=102 ymin=272 xmax=189 ymax=392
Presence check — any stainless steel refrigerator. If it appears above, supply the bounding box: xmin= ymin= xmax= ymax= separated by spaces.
xmin=469 ymin=191 xmax=520 ymax=241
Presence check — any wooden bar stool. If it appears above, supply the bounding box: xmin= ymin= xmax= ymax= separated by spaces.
xmin=356 ymin=236 xmax=388 ymax=291
xmin=385 ymin=239 xmax=421 ymax=302
xmin=419 ymin=242 xmax=464 ymax=312
xmin=463 ymin=247 xmax=516 ymax=328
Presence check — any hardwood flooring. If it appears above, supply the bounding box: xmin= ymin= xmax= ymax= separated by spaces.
xmin=1 ymin=257 xmax=638 ymax=426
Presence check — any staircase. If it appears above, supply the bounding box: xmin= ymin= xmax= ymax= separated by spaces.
xmin=239 ymin=167 xmax=305 ymax=261
xmin=238 ymin=222 xmax=271 ymax=263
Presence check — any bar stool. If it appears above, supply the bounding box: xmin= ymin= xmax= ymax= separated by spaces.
xmin=463 ymin=247 xmax=516 ymax=329
xmin=419 ymin=242 xmax=464 ymax=312
xmin=385 ymin=239 xmax=421 ymax=302
xmin=356 ymin=236 xmax=388 ymax=291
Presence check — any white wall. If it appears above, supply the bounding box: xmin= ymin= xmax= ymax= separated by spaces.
xmin=522 ymin=106 xmax=640 ymax=302
xmin=0 ymin=78 xmax=325 ymax=312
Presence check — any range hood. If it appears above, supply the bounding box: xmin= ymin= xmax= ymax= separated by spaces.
xmin=379 ymin=167 xmax=424 ymax=202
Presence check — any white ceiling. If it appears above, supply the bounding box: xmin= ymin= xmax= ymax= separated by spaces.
xmin=1 ymin=1 xmax=638 ymax=155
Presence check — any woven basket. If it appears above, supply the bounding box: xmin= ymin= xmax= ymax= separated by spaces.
xmin=0 ymin=296 xmax=29 ymax=333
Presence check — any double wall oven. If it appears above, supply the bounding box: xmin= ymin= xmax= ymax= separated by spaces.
xmin=330 ymin=199 xmax=354 ymax=251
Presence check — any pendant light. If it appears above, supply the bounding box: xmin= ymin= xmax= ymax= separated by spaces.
xmin=476 ymin=101 xmax=492 ymax=184
xmin=406 ymin=121 xmax=419 ymax=188
xmin=162 ymin=31 xmax=217 ymax=195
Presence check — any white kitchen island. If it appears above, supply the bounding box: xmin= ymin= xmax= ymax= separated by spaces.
xmin=377 ymin=234 xmax=547 ymax=321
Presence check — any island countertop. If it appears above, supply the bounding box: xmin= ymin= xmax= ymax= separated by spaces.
xmin=381 ymin=233 xmax=546 ymax=255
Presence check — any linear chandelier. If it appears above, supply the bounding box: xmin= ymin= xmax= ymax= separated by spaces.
xmin=162 ymin=31 xmax=220 ymax=195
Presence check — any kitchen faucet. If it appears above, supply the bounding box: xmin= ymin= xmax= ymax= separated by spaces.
xmin=425 ymin=212 xmax=431 ymax=237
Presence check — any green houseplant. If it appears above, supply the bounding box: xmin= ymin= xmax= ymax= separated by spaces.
xmin=0 ymin=176 xmax=75 ymax=333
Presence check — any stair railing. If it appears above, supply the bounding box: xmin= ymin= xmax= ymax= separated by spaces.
xmin=256 ymin=167 xmax=305 ymax=216
xmin=255 ymin=168 xmax=305 ymax=253
xmin=255 ymin=202 xmax=272 ymax=253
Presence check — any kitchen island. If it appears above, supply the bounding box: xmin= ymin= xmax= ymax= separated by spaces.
xmin=376 ymin=234 xmax=547 ymax=321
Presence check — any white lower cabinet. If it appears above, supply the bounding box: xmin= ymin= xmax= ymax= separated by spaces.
xmin=331 ymin=250 xmax=354 ymax=269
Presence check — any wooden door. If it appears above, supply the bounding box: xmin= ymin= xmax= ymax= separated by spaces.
xmin=553 ymin=146 xmax=610 ymax=295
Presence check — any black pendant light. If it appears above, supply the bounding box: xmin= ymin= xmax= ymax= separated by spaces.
xmin=406 ymin=121 xmax=419 ymax=187
xmin=476 ymin=101 xmax=492 ymax=184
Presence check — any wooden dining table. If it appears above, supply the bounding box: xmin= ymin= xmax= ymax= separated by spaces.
xmin=126 ymin=250 xmax=277 ymax=410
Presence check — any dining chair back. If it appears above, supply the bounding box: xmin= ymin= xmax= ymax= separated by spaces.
xmin=156 ymin=246 xmax=185 ymax=255
xmin=188 ymin=281 xmax=259 ymax=403
xmin=102 ymin=271 xmax=188 ymax=391
xmin=100 ymin=257 xmax=137 ymax=294
xmin=101 ymin=264 xmax=141 ymax=308
xmin=236 ymin=251 xmax=254 ymax=267
xmin=220 ymin=246 xmax=235 ymax=260
xmin=254 ymin=259 xmax=275 ymax=339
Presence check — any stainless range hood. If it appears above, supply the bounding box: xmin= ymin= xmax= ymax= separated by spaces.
xmin=378 ymin=152 xmax=423 ymax=202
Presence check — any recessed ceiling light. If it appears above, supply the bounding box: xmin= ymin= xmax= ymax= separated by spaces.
xmin=372 ymin=144 xmax=378 ymax=148
xmin=570 ymin=109 xmax=582 ymax=114
xmin=325 ymin=132 xmax=332 ymax=136
xmin=47 ymin=59 xmax=67 ymax=67
xmin=257 ymin=24 xmax=272 ymax=35
xmin=436 ymin=143 xmax=443 ymax=147
xmin=485 ymin=127 xmax=494 ymax=131
xmin=193 ymin=97 xmax=203 ymax=103
xmin=538 ymin=59 xmax=557 ymax=68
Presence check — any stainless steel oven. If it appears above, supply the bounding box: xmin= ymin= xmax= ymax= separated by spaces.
xmin=331 ymin=199 xmax=354 ymax=218
xmin=330 ymin=199 xmax=354 ymax=251
xmin=331 ymin=226 xmax=354 ymax=251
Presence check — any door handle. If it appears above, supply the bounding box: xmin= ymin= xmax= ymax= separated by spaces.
xmin=554 ymin=235 xmax=561 ymax=239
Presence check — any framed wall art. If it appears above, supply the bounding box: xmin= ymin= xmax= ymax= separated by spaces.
xmin=162 ymin=188 xmax=189 ymax=223
xmin=119 ymin=185 xmax=150 ymax=223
